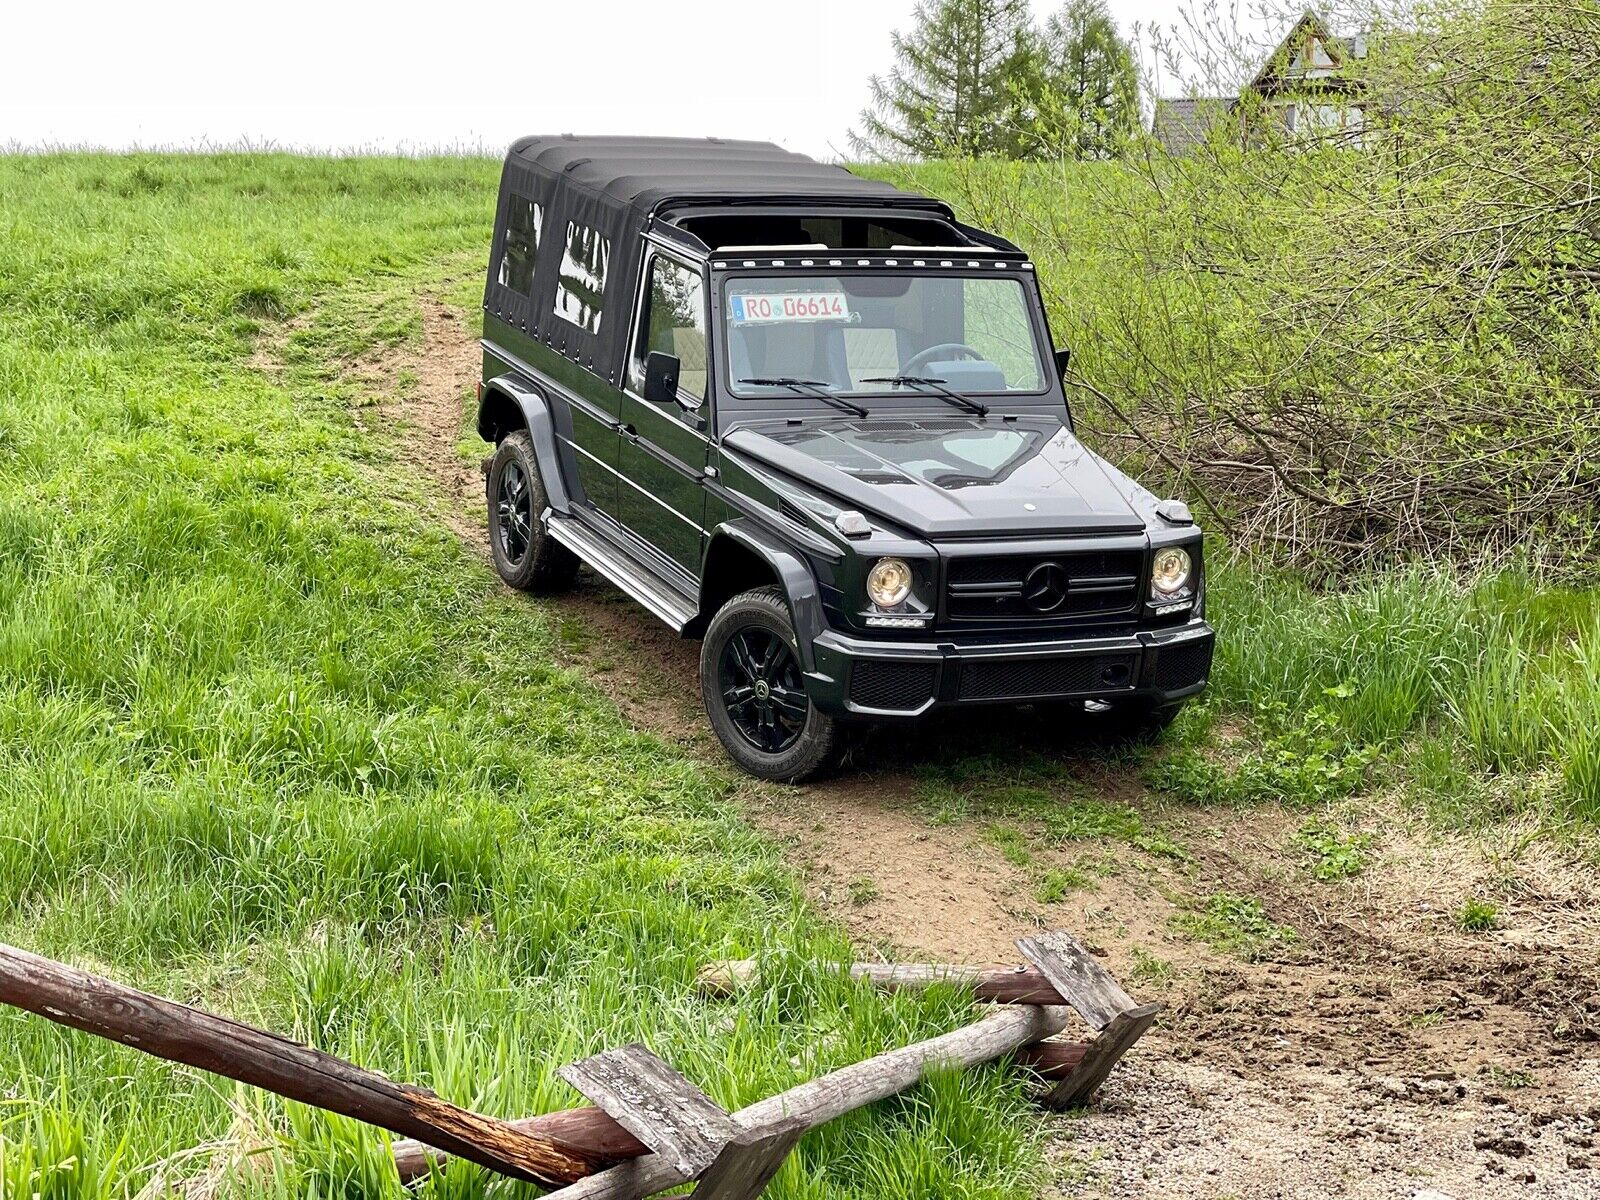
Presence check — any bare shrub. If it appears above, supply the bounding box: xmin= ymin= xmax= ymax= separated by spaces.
xmin=945 ymin=1 xmax=1600 ymax=571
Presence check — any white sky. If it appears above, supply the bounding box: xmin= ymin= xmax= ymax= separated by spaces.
xmin=1 ymin=0 xmax=1278 ymax=160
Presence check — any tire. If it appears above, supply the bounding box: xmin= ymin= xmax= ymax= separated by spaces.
xmin=700 ymin=586 xmax=842 ymax=782
xmin=486 ymin=430 xmax=578 ymax=592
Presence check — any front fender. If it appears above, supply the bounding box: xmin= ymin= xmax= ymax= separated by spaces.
xmin=479 ymin=378 xmax=571 ymax=514
xmin=707 ymin=520 xmax=828 ymax=672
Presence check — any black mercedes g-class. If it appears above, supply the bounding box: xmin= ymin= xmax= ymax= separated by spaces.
xmin=477 ymin=136 xmax=1213 ymax=781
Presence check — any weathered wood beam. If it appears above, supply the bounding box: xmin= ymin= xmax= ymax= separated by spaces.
xmin=391 ymin=1107 xmax=647 ymax=1182
xmin=696 ymin=959 xmax=1070 ymax=1006
xmin=388 ymin=1037 xmax=1085 ymax=1183
xmin=559 ymin=1045 xmax=737 ymax=1178
xmin=1015 ymin=931 xmax=1137 ymax=1032
xmin=693 ymin=1119 xmax=806 ymax=1200
xmin=537 ymin=1003 xmax=1072 ymax=1200
xmin=0 ymin=943 xmax=609 ymax=1187
xmin=1039 ymin=1004 xmax=1160 ymax=1110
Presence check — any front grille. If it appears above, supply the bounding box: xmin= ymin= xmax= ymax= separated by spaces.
xmin=1146 ymin=638 xmax=1214 ymax=691
xmin=958 ymin=653 xmax=1137 ymax=701
xmin=849 ymin=660 xmax=938 ymax=711
xmin=945 ymin=550 xmax=1143 ymax=623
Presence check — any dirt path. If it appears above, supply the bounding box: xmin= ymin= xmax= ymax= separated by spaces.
xmin=312 ymin=297 xmax=1600 ymax=1200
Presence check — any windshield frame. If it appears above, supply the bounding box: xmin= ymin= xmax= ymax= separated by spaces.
xmin=709 ymin=264 xmax=1058 ymax=417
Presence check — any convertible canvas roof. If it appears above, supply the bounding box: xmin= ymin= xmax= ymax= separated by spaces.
xmin=507 ymin=135 xmax=953 ymax=225
xmin=488 ymin=136 xmax=969 ymax=388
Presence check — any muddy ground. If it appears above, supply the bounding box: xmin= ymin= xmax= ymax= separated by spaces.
xmin=301 ymin=297 xmax=1600 ymax=1199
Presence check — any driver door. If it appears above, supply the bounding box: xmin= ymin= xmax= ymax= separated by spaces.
xmin=617 ymin=250 xmax=711 ymax=574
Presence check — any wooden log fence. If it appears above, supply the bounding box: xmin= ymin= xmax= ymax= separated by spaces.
xmin=0 ymin=929 xmax=1157 ymax=1200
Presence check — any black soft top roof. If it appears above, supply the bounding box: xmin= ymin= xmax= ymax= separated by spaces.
xmin=507 ymin=135 xmax=953 ymax=225
xmin=488 ymin=136 xmax=976 ymax=388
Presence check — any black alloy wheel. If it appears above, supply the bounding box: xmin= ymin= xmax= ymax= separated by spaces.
xmin=485 ymin=429 xmax=578 ymax=593
xmin=496 ymin=459 xmax=533 ymax=566
xmin=719 ymin=626 xmax=809 ymax=753
xmin=700 ymin=586 xmax=844 ymax=782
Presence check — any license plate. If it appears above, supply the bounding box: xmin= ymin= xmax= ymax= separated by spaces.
xmin=729 ymin=292 xmax=850 ymax=324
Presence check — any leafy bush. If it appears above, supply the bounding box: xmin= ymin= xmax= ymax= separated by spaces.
xmin=875 ymin=1 xmax=1600 ymax=572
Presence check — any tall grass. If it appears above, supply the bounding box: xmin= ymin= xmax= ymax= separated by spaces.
xmin=0 ymin=154 xmax=1043 ymax=1199
xmin=1206 ymin=562 xmax=1600 ymax=816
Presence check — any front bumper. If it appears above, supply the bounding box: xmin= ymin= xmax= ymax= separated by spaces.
xmin=806 ymin=619 xmax=1215 ymax=719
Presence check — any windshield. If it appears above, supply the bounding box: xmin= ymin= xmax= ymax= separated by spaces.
xmin=722 ymin=274 xmax=1047 ymax=398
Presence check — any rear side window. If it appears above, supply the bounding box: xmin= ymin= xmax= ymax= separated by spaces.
xmin=498 ymin=194 xmax=542 ymax=294
xmin=554 ymin=222 xmax=610 ymax=334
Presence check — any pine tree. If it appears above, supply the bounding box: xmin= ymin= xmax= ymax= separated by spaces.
xmin=1029 ymin=0 xmax=1140 ymax=159
xmin=851 ymin=0 xmax=1038 ymax=160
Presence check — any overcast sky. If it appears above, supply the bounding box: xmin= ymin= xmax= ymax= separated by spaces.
xmin=1 ymin=1 xmax=1281 ymax=160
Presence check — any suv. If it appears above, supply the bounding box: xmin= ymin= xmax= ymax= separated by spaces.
xmin=477 ymin=136 xmax=1214 ymax=781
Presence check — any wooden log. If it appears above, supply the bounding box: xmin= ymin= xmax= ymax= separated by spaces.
xmin=536 ymin=1003 xmax=1072 ymax=1200
xmin=392 ymin=1107 xmax=645 ymax=1181
xmin=1039 ymin=1004 xmax=1160 ymax=1110
xmin=1014 ymin=931 xmax=1136 ymax=1032
xmin=0 ymin=943 xmax=609 ymax=1187
xmin=559 ymin=1045 xmax=736 ymax=1177
xmin=389 ymin=1036 xmax=1090 ymax=1184
xmin=693 ymin=1119 xmax=806 ymax=1200
xmin=696 ymin=960 xmax=1069 ymax=1006
xmin=1016 ymin=1038 xmax=1089 ymax=1081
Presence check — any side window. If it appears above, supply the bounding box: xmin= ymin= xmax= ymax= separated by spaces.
xmin=554 ymin=221 xmax=610 ymax=334
xmin=497 ymin=194 xmax=542 ymax=294
xmin=962 ymin=278 xmax=1043 ymax=389
xmin=635 ymin=256 xmax=708 ymax=402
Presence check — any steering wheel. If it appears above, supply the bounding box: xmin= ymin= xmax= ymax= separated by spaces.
xmin=901 ymin=343 xmax=987 ymax=376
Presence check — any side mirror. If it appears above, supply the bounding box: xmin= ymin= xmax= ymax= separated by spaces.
xmin=1054 ymin=347 xmax=1072 ymax=379
xmin=643 ymin=351 xmax=681 ymax=404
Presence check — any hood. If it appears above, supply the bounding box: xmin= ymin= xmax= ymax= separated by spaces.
xmin=724 ymin=415 xmax=1147 ymax=538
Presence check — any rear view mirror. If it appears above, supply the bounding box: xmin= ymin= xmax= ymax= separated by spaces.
xmin=643 ymin=351 xmax=680 ymax=403
xmin=1054 ymin=347 xmax=1072 ymax=379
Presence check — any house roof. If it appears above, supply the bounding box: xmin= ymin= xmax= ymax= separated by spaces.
xmin=1248 ymin=8 xmax=1367 ymax=91
xmin=506 ymin=136 xmax=950 ymax=226
xmin=1151 ymin=97 xmax=1238 ymax=155
xmin=1153 ymin=9 xmax=1368 ymax=152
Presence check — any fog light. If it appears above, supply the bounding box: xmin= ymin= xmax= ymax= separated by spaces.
xmin=1151 ymin=547 xmax=1192 ymax=596
xmin=867 ymin=558 xmax=913 ymax=608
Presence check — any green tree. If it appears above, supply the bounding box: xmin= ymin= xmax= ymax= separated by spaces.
xmin=851 ymin=0 xmax=1038 ymax=159
xmin=1028 ymin=0 xmax=1140 ymax=159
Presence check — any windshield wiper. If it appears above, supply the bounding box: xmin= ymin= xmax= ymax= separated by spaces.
xmin=737 ymin=377 xmax=869 ymax=418
xmin=860 ymin=375 xmax=989 ymax=417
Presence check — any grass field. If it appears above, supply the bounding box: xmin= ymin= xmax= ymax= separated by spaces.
xmin=2 ymin=151 xmax=1596 ymax=1199
xmin=0 ymin=154 xmax=1042 ymax=1199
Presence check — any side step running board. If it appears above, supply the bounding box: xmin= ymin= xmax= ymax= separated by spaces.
xmin=546 ymin=514 xmax=698 ymax=633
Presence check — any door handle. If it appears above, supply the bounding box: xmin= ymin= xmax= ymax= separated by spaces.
xmin=621 ymin=423 xmax=638 ymax=440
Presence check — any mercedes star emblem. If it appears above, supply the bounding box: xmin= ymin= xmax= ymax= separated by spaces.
xmin=1022 ymin=561 xmax=1071 ymax=613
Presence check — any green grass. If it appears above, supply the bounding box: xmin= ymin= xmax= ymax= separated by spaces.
xmin=1170 ymin=893 xmax=1298 ymax=961
xmin=1456 ymin=897 xmax=1501 ymax=933
xmin=1032 ymin=867 xmax=1091 ymax=904
xmin=1293 ymin=821 xmax=1375 ymax=882
xmin=0 ymin=154 xmax=1045 ymax=1200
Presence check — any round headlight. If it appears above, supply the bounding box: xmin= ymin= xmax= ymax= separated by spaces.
xmin=1151 ymin=547 xmax=1192 ymax=596
xmin=867 ymin=558 xmax=913 ymax=608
